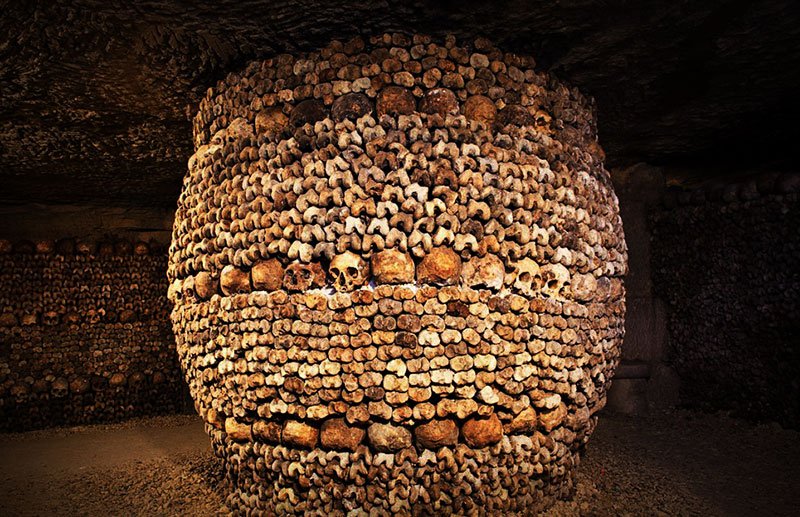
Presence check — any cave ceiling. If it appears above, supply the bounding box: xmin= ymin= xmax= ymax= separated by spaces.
xmin=1 ymin=0 xmax=798 ymax=207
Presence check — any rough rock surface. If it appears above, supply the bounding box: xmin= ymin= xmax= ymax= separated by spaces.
xmin=1 ymin=1 xmax=799 ymax=206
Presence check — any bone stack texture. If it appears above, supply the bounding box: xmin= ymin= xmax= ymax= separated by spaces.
xmin=0 ymin=238 xmax=184 ymax=431
xmin=169 ymin=33 xmax=627 ymax=515
xmin=652 ymin=173 xmax=800 ymax=429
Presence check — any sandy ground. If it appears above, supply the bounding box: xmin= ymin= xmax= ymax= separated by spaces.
xmin=1 ymin=410 xmax=799 ymax=516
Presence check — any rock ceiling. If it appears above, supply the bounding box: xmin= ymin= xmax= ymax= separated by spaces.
xmin=1 ymin=0 xmax=798 ymax=207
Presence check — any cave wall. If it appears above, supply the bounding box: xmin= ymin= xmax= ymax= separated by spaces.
xmin=0 ymin=207 xmax=185 ymax=431
xmin=605 ymin=165 xmax=679 ymax=414
xmin=651 ymin=172 xmax=800 ymax=428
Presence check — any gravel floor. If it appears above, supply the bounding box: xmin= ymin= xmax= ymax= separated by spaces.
xmin=1 ymin=410 xmax=798 ymax=516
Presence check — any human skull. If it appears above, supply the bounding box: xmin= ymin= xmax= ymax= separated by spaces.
xmin=76 ymin=241 xmax=94 ymax=255
xmin=86 ymin=309 xmax=102 ymax=325
xmin=283 ymin=262 xmax=326 ymax=291
xmin=55 ymin=238 xmax=76 ymax=255
xmin=10 ymin=383 xmax=29 ymax=403
xmin=255 ymin=107 xmax=289 ymax=135
xmin=541 ymin=264 xmax=572 ymax=299
xmin=98 ymin=241 xmax=115 ymax=256
xmin=167 ymin=279 xmax=183 ymax=304
xmin=251 ymin=259 xmax=285 ymax=291
xmin=332 ymin=93 xmax=373 ymax=122
xmin=42 ymin=311 xmax=59 ymax=326
xmin=128 ymin=371 xmax=146 ymax=387
xmin=0 ymin=312 xmax=18 ymax=327
xmin=70 ymin=377 xmax=90 ymax=394
xmin=109 ymin=373 xmax=127 ymax=387
xmin=32 ymin=379 xmax=50 ymax=394
xmin=508 ymin=258 xmax=543 ymax=296
xmin=115 ymin=240 xmax=133 ymax=255
xmin=329 ymin=251 xmax=369 ymax=292
xmin=416 ymin=247 xmax=462 ymax=285
xmin=461 ymin=254 xmax=505 ymax=290
xmin=20 ymin=313 xmax=38 ymax=326
xmin=195 ymin=271 xmax=220 ymax=300
xmin=63 ymin=312 xmax=81 ymax=325
xmin=119 ymin=309 xmax=137 ymax=323
xmin=371 ymin=249 xmax=415 ymax=284
xmin=220 ymin=265 xmax=250 ymax=295
xmin=571 ymin=273 xmax=597 ymax=302
xmin=133 ymin=241 xmax=150 ymax=255
xmin=182 ymin=275 xmax=198 ymax=304
xmin=52 ymin=377 xmax=69 ymax=398
xmin=226 ymin=117 xmax=255 ymax=141
xmin=35 ymin=240 xmax=54 ymax=254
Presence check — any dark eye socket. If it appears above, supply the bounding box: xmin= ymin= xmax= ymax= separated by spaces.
xmin=347 ymin=267 xmax=358 ymax=276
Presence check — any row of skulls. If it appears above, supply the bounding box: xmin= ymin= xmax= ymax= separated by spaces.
xmin=169 ymin=247 xmax=608 ymax=304
xmin=0 ymin=238 xmax=160 ymax=256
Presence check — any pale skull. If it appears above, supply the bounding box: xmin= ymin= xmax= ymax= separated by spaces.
xmin=329 ymin=251 xmax=369 ymax=292
xmin=167 ymin=279 xmax=183 ymax=304
xmin=461 ymin=254 xmax=505 ymax=290
xmin=541 ymin=263 xmax=572 ymax=299
xmin=508 ymin=258 xmax=543 ymax=296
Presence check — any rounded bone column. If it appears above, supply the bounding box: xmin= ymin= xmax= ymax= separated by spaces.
xmin=168 ymin=33 xmax=627 ymax=515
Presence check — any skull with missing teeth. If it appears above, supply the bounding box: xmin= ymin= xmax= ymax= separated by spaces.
xmin=329 ymin=251 xmax=369 ymax=291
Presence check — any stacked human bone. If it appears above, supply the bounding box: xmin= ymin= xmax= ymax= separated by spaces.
xmin=652 ymin=173 xmax=800 ymax=429
xmin=0 ymin=238 xmax=183 ymax=431
xmin=169 ymin=33 xmax=627 ymax=515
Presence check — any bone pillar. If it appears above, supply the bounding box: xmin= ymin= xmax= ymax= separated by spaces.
xmin=168 ymin=33 xmax=627 ymax=515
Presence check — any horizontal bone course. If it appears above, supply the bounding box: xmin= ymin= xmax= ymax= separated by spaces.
xmin=169 ymin=32 xmax=627 ymax=515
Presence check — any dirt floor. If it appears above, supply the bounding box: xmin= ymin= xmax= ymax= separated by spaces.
xmin=1 ymin=409 xmax=798 ymax=516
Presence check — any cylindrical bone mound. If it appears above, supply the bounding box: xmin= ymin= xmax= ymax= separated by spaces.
xmin=168 ymin=32 xmax=627 ymax=515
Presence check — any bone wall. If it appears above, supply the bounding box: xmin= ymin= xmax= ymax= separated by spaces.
xmin=0 ymin=238 xmax=185 ymax=431
xmin=651 ymin=172 xmax=800 ymax=428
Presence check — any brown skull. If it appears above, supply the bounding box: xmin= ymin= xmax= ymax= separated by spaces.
xmin=371 ymin=249 xmax=415 ymax=284
xmin=329 ymin=252 xmax=369 ymax=292
xmin=283 ymin=262 xmax=326 ymax=291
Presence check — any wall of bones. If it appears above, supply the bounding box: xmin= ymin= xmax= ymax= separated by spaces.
xmin=652 ymin=173 xmax=800 ymax=429
xmin=169 ymin=33 xmax=628 ymax=514
xmin=0 ymin=238 xmax=185 ymax=431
